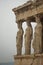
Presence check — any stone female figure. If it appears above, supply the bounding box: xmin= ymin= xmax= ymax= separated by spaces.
xmin=16 ymin=22 xmax=24 ymax=55
xmin=24 ymin=22 xmax=33 ymax=55
xmin=33 ymin=16 xmax=42 ymax=54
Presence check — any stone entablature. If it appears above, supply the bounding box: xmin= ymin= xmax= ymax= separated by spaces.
xmin=12 ymin=0 xmax=43 ymax=22
xmin=12 ymin=0 xmax=43 ymax=13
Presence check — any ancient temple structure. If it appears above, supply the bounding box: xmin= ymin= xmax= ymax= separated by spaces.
xmin=12 ymin=0 xmax=43 ymax=65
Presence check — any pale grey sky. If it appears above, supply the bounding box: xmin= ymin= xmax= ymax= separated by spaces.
xmin=0 ymin=0 xmax=37 ymax=63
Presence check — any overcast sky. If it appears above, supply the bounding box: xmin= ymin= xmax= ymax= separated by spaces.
xmin=0 ymin=0 xmax=37 ymax=63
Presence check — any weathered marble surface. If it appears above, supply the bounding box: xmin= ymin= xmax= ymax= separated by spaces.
xmin=14 ymin=54 xmax=43 ymax=65
xmin=33 ymin=16 xmax=42 ymax=54
xmin=12 ymin=0 xmax=43 ymax=65
xmin=24 ymin=22 xmax=33 ymax=55
xmin=16 ymin=22 xmax=24 ymax=55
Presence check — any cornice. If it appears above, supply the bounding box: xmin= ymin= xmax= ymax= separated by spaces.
xmin=12 ymin=0 xmax=43 ymax=15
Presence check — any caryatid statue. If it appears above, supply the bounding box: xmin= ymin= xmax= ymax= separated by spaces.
xmin=32 ymin=16 xmax=42 ymax=54
xmin=24 ymin=21 xmax=33 ymax=55
xmin=16 ymin=22 xmax=24 ymax=55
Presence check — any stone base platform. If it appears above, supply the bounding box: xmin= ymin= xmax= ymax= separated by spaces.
xmin=14 ymin=54 xmax=43 ymax=65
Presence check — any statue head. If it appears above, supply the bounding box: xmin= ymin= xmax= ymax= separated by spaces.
xmin=34 ymin=15 xmax=41 ymax=23
xmin=35 ymin=16 xmax=41 ymax=23
xmin=27 ymin=22 xmax=31 ymax=27
xmin=17 ymin=22 xmax=22 ymax=29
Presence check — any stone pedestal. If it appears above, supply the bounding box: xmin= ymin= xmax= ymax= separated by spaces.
xmin=14 ymin=54 xmax=43 ymax=65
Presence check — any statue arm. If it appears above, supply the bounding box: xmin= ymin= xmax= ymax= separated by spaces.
xmin=31 ymin=29 xmax=33 ymax=39
xmin=30 ymin=28 xmax=33 ymax=40
xmin=24 ymin=34 xmax=26 ymax=38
